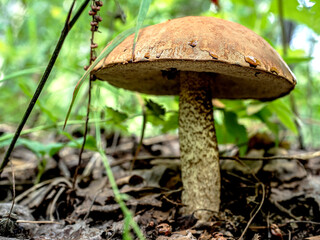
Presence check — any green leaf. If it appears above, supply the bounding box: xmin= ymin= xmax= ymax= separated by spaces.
xmin=63 ymin=27 xmax=136 ymax=129
xmin=67 ymin=135 xmax=98 ymax=151
xmin=142 ymin=99 xmax=166 ymax=127
xmin=103 ymin=107 xmax=129 ymax=132
xmin=254 ymin=108 xmax=279 ymax=135
xmin=221 ymin=100 xmax=246 ymax=112
xmin=35 ymin=158 xmax=47 ymax=184
xmin=224 ymin=111 xmax=248 ymax=155
xmin=283 ymin=56 xmax=313 ymax=64
xmin=132 ymin=0 xmax=151 ymax=58
xmin=1 ymin=136 xmax=97 ymax=157
xmin=267 ymin=99 xmax=298 ymax=134
xmin=145 ymin=99 xmax=166 ymax=118
xmin=162 ymin=112 xmax=179 ymax=133
xmin=246 ymin=102 xmax=267 ymax=115
xmin=105 ymin=107 xmax=128 ymax=124
xmin=15 ymin=138 xmax=64 ymax=157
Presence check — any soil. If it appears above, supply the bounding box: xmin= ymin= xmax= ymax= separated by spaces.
xmin=1 ymin=132 xmax=320 ymax=240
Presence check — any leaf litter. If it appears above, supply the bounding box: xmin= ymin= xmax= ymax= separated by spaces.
xmin=1 ymin=132 xmax=320 ymax=239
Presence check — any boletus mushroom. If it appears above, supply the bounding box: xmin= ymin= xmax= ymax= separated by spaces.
xmin=92 ymin=16 xmax=296 ymax=220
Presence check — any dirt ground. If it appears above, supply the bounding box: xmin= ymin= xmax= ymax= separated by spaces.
xmin=1 ymin=132 xmax=320 ymax=240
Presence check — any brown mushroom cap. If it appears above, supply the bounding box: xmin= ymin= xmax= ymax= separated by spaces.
xmin=93 ymin=16 xmax=296 ymax=100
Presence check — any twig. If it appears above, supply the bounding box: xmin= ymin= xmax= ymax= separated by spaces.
xmin=71 ymin=0 xmax=103 ymax=190
xmin=287 ymin=220 xmax=320 ymax=225
xmin=49 ymin=187 xmax=66 ymax=221
xmin=110 ymin=151 xmax=320 ymax=167
xmin=250 ymin=220 xmax=320 ymax=230
xmin=15 ymin=179 xmax=54 ymax=202
xmin=238 ymin=183 xmax=265 ymax=240
xmin=271 ymin=200 xmax=300 ymax=220
xmin=162 ymin=193 xmax=184 ymax=206
xmin=65 ymin=0 xmax=76 ymax=30
xmin=0 ymin=0 xmax=91 ymax=176
xmin=84 ymin=189 xmax=103 ymax=220
xmin=4 ymin=160 xmax=16 ymax=231
xmin=72 ymin=80 xmax=92 ymax=190
xmin=226 ymin=151 xmax=320 ymax=161
xmin=302 ymin=117 xmax=320 ymax=126
xmin=267 ymin=211 xmax=271 ymax=238
xmin=221 ymin=154 xmax=315 ymax=161
xmin=16 ymin=220 xmax=61 ymax=224
xmin=8 ymin=160 xmax=16 ymax=218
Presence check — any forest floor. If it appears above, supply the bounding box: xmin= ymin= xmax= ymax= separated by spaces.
xmin=1 ymin=131 xmax=320 ymax=240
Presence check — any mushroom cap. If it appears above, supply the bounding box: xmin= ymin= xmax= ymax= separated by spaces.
xmin=93 ymin=16 xmax=296 ymax=100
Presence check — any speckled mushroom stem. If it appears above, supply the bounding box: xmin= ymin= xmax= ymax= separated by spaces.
xmin=179 ymin=71 xmax=220 ymax=220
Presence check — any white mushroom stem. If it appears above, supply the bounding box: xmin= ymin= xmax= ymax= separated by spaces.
xmin=179 ymin=71 xmax=220 ymax=220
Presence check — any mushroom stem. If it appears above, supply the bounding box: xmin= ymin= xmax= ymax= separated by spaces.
xmin=179 ymin=71 xmax=220 ymax=220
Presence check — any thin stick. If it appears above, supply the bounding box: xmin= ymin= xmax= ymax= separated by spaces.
xmin=8 ymin=160 xmax=16 ymax=218
xmin=72 ymin=0 xmax=101 ymax=190
xmin=72 ymin=80 xmax=92 ymax=190
xmin=272 ymin=200 xmax=300 ymax=220
xmin=4 ymin=160 xmax=16 ymax=231
xmin=49 ymin=187 xmax=66 ymax=221
xmin=250 ymin=220 xmax=320 ymax=230
xmin=0 ymin=0 xmax=91 ymax=176
xmin=16 ymin=220 xmax=61 ymax=224
xmin=110 ymin=150 xmax=320 ymax=167
xmin=84 ymin=189 xmax=103 ymax=220
xmin=238 ymin=183 xmax=265 ymax=240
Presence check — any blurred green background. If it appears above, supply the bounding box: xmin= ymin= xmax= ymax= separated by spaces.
xmin=0 ymin=0 xmax=319 ymax=154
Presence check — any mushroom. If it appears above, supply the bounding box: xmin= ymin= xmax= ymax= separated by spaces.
xmin=92 ymin=16 xmax=296 ymax=220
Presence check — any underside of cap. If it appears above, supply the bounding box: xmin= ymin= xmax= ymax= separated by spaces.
xmin=93 ymin=16 xmax=296 ymax=100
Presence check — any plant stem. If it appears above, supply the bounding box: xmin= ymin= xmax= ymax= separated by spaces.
xmin=0 ymin=113 xmax=147 ymax=143
xmin=278 ymin=0 xmax=305 ymax=149
xmin=238 ymin=183 xmax=265 ymax=240
xmin=72 ymin=80 xmax=92 ymax=190
xmin=0 ymin=0 xmax=91 ymax=176
xmin=130 ymin=94 xmax=147 ymax=171
xmin=93 ymin=86 xmax=145 ymax=240
xmin=278 ymin=0 xmax=287 ymax=57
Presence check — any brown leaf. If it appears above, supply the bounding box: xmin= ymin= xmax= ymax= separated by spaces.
xmin=115 ymin=174 xmax=144 ymax=187
xmin=306 ymin=236 xmax=320 ymax=240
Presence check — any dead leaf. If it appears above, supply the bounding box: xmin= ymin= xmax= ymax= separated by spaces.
xmin=156 ymin=230 xmax=197 ymax=240
xmin=115 ymin=174 xmax=144 ymax=187
xmin=33 ymin=221 xmax=103 ymax=240
xmin=252 ymin=233 xmax=261 ymax=240
xmin=263 ymin=159 xmax=307 ymax=182
xmin=306 ymin=236 xmax=320 ymax=240
xmin=156 ymin=223 xmax=172 ymax=236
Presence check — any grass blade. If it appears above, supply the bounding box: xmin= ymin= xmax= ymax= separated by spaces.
xmin=0 ymin=67 xmax=44 ymax=83
xmin=64 ymin=0 xmax=152 ymax=128
xmin=63 ymin=27 xmax=136 ymax=129
xmin=92 ymin=87 xmax=145 ymax=239
xmin=132 ymin=0 xmax=151 ymax=59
